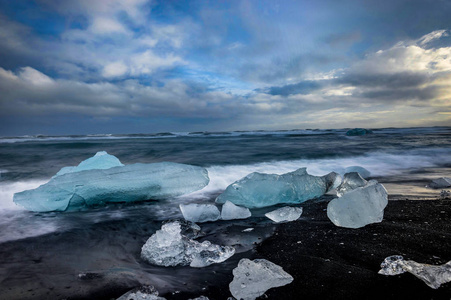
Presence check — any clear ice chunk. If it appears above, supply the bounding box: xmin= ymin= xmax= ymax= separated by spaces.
xmin=428 ymin=177 xmax=451 ymax=189
xmin=141 ymin=221 xmax=235 ymax=268
xmin=336 ymin=172 xmax=368 ymax=197
xmin=221 ymin=201 xmax=252 ymax=220
xmin=229 ymin=258 xmax=293 ymax=300
xmin=117 ymin=285 xmax=166 ymax=300
xmin=188 ymin=297 xmax=209 ymax=300
xmin=327 ymin=181 xmax=388 ymax=228
xmin=344 ymin=166 xmax=370 ymax=178
xmin=216 ymin=168 xmax=340 ymax=208
xmin=379 ymin=255 xmax=451 ymax=289
xmin=265 ymin=206 xmax=303 ymax=223
xmin=14 ymin=162 xmax=210 ymax=212
xmin=54 ymin=151 xmax=124 ymax=177
xmin=180 ymin=204 xmax=220 ymax=223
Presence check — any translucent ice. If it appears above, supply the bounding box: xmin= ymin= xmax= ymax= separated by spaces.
xmin=428 ymin=177 xmax=451 ymax=189
xmin=344 ymin=166 xmax=370 ymax=178
xmin=54 ymin=151 xmax=123 ymax=177
xmin=336 ymin=172 xmax=368 ymax=197
xmin=229 ymin=258 xmax=293 ymax=300
xmin=327 ymin=181 xmax=388 ymax=228
xmin=216 ymin=168 xmax=340 ymax=208
xmin=117 ymin=285 xmax=166 ymax=300
xmin=141 ymin=221 xmax=235 ymax=268
xmin=345 ymin=128 xmax=373 ymax=136
xmin=379 ymin=255 xmax=451 ymax=289
xmin=180 ymin=204 xmax=220 ymax=223
xmin=14 ymin=162 xmax=209 ymax=212
xmin=265 ymin=206 xmax=303 ymax=223
xmin=221 ymin=201 xmax=251 ymax=220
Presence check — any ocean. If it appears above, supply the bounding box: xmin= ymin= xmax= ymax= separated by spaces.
xmin=0 ymin=127 xmax=450 ymax=299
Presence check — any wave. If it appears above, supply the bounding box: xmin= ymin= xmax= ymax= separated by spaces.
xmin=0 ymin=129 xmax=347 ymax=143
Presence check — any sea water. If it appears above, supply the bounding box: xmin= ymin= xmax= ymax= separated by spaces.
xmin=0 ymin=127 xmax=450 ymax=299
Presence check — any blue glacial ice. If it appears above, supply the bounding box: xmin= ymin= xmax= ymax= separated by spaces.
xmin=215 ymin=168 xmax=341 ymax=208
xmin=221 ymin=201 xmax=251 ymax=220
xmin=54 ymin=151 xmax=123 ymax=177
xmin=345 ymin=128 xmax=373 ymax=136
xmin=179 ymin=204 xmax=220 ymax=223
xmin=229 ymin=258 xmax=293 ymax=300
xmin=379 ymin=255 xmax=451 ymax=289
xmin=14 ymin=154 xmax=209 ymax=212
xmin=327 ymin=180 xmax=388 ymax=228
xmin=141 ymin=221 xmax=235 ymax=268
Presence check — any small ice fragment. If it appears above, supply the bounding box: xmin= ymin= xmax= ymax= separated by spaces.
xmin=336 ymin=172 xmax=368 ymax=197
xmin=440 ymin=190 xmax=451 ymax=199
xmin=345 ymin=128 xmax=373 ymax=136
xmin=54 ymin=151 xmax=124 ymax=177
xmin=265 ymin=207 xmax=303 ymax=223
xmin=216 ymin=168 xmax=340 ymax=208
xmin=379 ymin=255 xmax=451 ymax=289
xmin=141 ymin=221 xmax=235 ymax=268
xmin=327 ymin=181 xmax=388 ymax=228
xmin=242 ymin=228 xmax=254 ymax=232
xmin=344 ymin=166 xmax=371 ymax=178
xmin=229 ymin=258 xmax=293 ymax=300
xmin=180 ymin=204 xmax=220 ymax=223
xmin=116 ymin=285 xmax=166 ymax=300
xmin=428 ymin=177 xmax=451 ymax=189
xmin=188 ymin=297 xmax=209 ymax=300
xmin=221 ymin=201 xmax=251 ymax=220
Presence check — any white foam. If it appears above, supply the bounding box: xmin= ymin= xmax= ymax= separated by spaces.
xmin=180 ymin=150 xmax=451 ymax=200
xmin=0 ymin=179 xmax=48 ymax=210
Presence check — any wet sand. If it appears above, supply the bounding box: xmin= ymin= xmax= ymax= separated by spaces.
xmin=1 ymin=178 xmax=450 ymax=300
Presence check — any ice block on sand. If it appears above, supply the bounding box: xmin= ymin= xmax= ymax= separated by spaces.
xmin=179 ymin=204 xmax=221 ymax=223
xmin=14 ymin=160 xmax=209 ymax=212
xmin=379 ymin=255 xmax=451 ymax=289
xmin=327 ymin=180 xmax=388 ymax=228
xmin=265 ymin=206 xmax=302 ymax=223
xmin=221 ymin=201 xmax=251 ymax=220
xmin=216 ymin=168 xmax=341 ymax=208
xmin=229 ymin=258 xmax=293 ymax=300
xmin=141 ymin=221 xmax=235 ymax=268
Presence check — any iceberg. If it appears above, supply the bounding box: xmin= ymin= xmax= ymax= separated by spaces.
xmin=428 ymin=177 xmax=451 ymax=189
xmin=345 ymin=128 xmax=373 ymax=136
xmin=344 ymin=166 xmax=370 ymax=178
xmin=141 ymin=221 xmax=235 ymax=268
xmin=180 ymin=204 xmax=220 ymax=223
xmin=216 ymin=168 xmax=341 ymax=208
xmin=221 ymin=201 xmax=251 ymax=220
xmin=336 ymin=172 xmax=368 ymax=197
xmin=265 ymin=206 xmax=303 ymax=223
xmin=229 ymin=258 xmax=293 ymax=300
xmin=117 ymin=285 xmax=166 ymax=300
xmin=14 ymin=161 xmax=209 ymax=212
xmin=327 ymin=180 xmax=388 ymax=228
xmin=54 ymin=151 xmax=123 ymax=177
xmin=379 ymin=255 xmax=451 ymax=289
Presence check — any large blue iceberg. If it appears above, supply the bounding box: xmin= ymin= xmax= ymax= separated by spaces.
xmin=215 ymin=168 xmax=341 ymax=208
xmin=14 ymin=153 xmax=210 ymax=212
xmin=345 ymin=128 xmax=373 ymax=136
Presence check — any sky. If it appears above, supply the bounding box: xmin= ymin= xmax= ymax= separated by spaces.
xmin=0 ymin=0 xmax=450 ymax=136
